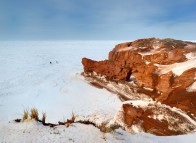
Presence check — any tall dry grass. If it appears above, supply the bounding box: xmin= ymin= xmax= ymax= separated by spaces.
xmin=30 ymin=108 xmax=39 ymax=120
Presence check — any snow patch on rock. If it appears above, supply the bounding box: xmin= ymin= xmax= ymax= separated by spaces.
xmin=124 ymin=100 xmax=153 ymax=108
xmin=186 ymin=81 xmax=196 ymax=92
xmin=155 ymin=58 xmax=196 ymax=76
xmin=138 ymin=48 xmax=164 ymax=56
xmin=151 ymin=114 xmax=164 ymax=121
xmin=185 ymin=52 xmax=196 ymax=60
xmin=117 ymin=46 xmax=136 ymax=52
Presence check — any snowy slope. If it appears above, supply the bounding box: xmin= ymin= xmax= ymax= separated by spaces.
xmin=0 ymin=41 xmax=122 ymax=124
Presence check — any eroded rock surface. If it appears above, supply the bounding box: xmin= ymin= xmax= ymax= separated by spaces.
xmin=109 ymin=100 xmax=196 ymax=136
xmin=82 ymin=38 xmax=196 ymax=135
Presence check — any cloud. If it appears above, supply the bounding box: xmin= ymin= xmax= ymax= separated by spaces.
xmin=0 ymin=0 xmax=195 ymax=40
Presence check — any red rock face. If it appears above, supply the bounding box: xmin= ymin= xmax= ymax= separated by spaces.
xmin=82 ymin=38 xmax=196 ymax=135
xmin=109 ymin=100 xmax=196 ymax=136
xmin=120 ymin=102 xmax=196 ymax=136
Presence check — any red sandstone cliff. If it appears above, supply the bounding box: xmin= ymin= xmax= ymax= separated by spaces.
xmin=82 ymin=38 xmax=196 ymax=136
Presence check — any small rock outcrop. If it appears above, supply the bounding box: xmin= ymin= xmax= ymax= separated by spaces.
xmin=110 ymin=100 xmax=196 ymax=136
xmin=82 ymin=38 xmax=196 ymax=135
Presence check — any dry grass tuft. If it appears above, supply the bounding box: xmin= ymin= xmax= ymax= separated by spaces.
xmin=42 ymin=112 xmax=46 ymax=124
xmin=23 ymin=109 xmax=29 ymax=121
xmin=99 ymin=123 xmax=118 ymax=133
xmin=65 ymin=112 xmax=77 ymax=127
xmin=30 ymin=108 xmax=39 ymax=120
xmin=71 ymin=112 xmax=77 ymax=122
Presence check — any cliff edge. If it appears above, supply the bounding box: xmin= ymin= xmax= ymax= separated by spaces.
xmin=82 ymin=38 xmax=196 ymax=135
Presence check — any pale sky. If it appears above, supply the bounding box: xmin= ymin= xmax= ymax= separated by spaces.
xmin=0 ymin=0 xmax=196 ymax=40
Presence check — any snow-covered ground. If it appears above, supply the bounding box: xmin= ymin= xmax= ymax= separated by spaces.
xmin=1 ymin=120 xmax=196 ymax=143
xmin=0 ymin=41 xmax=196 ymax=143
xmin=0 ymin=41 xmax=122 ymax=124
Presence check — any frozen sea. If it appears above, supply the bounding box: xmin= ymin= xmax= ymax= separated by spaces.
xmin=0 ymin=41 xmax=196 ymax=143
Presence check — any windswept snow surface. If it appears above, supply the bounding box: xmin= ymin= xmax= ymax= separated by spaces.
xmin=0 ymin=41 xmax=123 ymax=124
xmin=0 ymin=41 xmax=196 ymax=143
xmin=1 ymin=120 xmax=196 ymax=143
